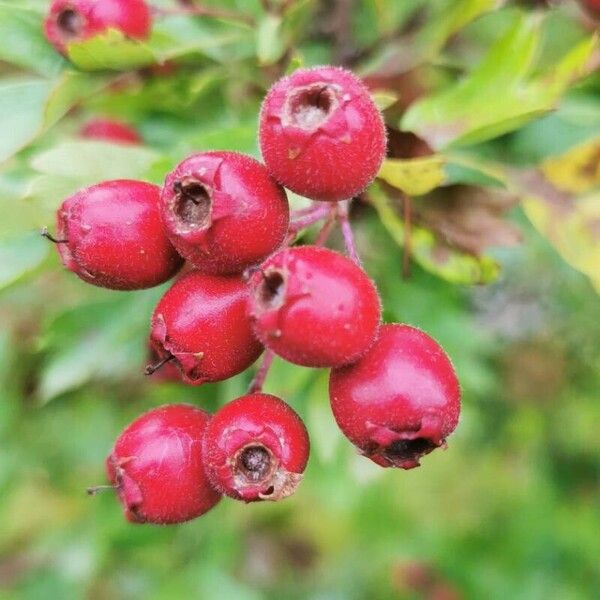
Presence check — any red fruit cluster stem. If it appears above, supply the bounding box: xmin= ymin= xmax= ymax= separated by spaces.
xmin=337 ymin=200 xmax=362 ymax=266
xmin=248 ymin=349 xmax=275 ymax=393
xmin=315 ymin=208 xmax=337 ymax=246
xmin=289 ymin=204 xmax=331 ymax=234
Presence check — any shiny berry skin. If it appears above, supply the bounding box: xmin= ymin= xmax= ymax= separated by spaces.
xmin=106 ymin=404 xmax=221 ymax=524
xmin=329 ymin=324 xmax=461 ymax=469
xmin=149 ymin=271 xmax=263 ymax=385
xmin=44 ymin=0 xmax=152 ymax=56
xmin=247 ymin=246 xmax=381 ymax=368
xmin=80 ymin=118 xmax=141 ymax=145
xmin=259 ymin=66 xmax=387 ymax=202
xmin=55 ymin=180 xmax=183 ymax=290
xmin=202 ymin=393 xmax=309 ymax=502
xmin=160 ymin=152 xmax=289 ymax=274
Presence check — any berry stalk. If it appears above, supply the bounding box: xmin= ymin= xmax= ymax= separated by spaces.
xmin=337 ymin=200 xmax=362 ymax=266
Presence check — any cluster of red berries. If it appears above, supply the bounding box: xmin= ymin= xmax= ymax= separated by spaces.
xmin=46 ymin=59 xmax=460 ymax=524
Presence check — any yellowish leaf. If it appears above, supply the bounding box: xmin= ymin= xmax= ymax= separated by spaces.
xmin=541 ymin=138 xmax=600 ymax=195
xmin=377 ymin=155 xmax=446 ymax=196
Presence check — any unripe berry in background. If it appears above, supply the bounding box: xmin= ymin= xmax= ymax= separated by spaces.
xmin=149 ymin=271 xmax=263 ymax=384
xmin=53 ymin=180 xmax=183 ymax=290
xmin=106 ymin=404 xmax=221 ymax=524
xmin=259 ymin=66 xmax=387 ymax=202
xmin=160 ymin=152 xmax=289 ymax=274
xmin=80 ymin=118 xmax=142 ymax=145
xmin=329 ymin=324 xmax=461 ymax=469
xmin=247 ymin=246 xmax=381 ymax=368
xmin=44 ymin=0 xmax=152 ymax=55
xmin=202 ymin=393 xmax=309 ymax=502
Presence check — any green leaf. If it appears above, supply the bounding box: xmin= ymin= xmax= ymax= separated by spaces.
xmin=368 ymin=182 xmax=500 ymax=284
xmin=0 ymin=78 xmax=53 ymax=163
xmin=38 ymin=290 xmax=162 ymax=402
xmin=66 ymin=19 xmax=253 ymax=71
xmin=402 ymin=15 xmax=598 ymax=149
xmin=512 ymin=168 xmax=600 ymax=293
xmin=0 ymin=232 xmax=48 ymax=291
xmin=0 ymin=72 xmax=107 ymax=163
xmin=67 ymin=28 xmax=157 ymax=71
xmin=20 ymin=141 xmax=163 ymax=232
xmin=417 ymin=0 xmax=504 ymax=59
xmin=371 ymin=89 xmax=399 ymax=111
xmin=0 ymin=2 xmax=65 ymax=77
xmin=377 ymin=156 xmax=446 ymax=196
xmin=256 ymin=14 xmax=286 ymax=65
xmin=30 ymin=140 xmax=162 ymax=182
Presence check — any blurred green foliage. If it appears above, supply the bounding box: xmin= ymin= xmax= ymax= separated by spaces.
xmin=0 ymin=1 xmax=599 ymax=598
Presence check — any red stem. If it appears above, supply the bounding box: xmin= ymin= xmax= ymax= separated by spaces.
xmin=337 ymin=200 xmax=361 ymax=266
xmin=248 ymin=350 xmax=275 ymax=393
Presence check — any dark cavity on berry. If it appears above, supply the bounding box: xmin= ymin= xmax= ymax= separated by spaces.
xmin=287 ymin=84 xmax=337 ymax=130
xmin=383 ymin=438 xmax=437 ymax=464
xmin=57 ymin=8 xmax=84 ymax=38
xmin=173 ymin=179 xmax=212 ymax=228
xmin=258 ymin=270 xmax=286 ymax=309
xmin=238 ymin=445 xmax=272 ymax=483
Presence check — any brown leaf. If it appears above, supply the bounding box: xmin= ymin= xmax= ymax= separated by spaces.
xmin=415 ymin=185 xmax=522 ymax=256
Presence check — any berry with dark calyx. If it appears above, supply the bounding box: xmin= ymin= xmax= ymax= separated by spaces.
xmin=329 ymin=324 xmax=461 ymax=469
xmin=247 ymin=246 xmax=381 ymax=368
xmin=148 ymin=271 xmax=263 ymax=385
xmin=259 ymin=66 xmax=387 ymax=202
xmin=51 ymin=180 xmax=183 ymax=290
xmin=80 ymin=118 xmax=142 ymax=145
xmin=160 ymin=152 xmax=289 ymax=274
xmin=202 ymin=393 xmax=309 ymax=502
xmin=103 ymin=404 xmax=221 ymax=524
xmin=44 ymin=0 xmax=152 ymax=56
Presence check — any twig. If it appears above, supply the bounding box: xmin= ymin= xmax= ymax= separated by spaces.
xmin=402 ymin=193 xmax=412 ymax=279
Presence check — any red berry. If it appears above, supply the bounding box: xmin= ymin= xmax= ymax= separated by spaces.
xmin=80 ymin=118 xmax=142 ymax=145
xmin=160 ymin=152 xmax=289 ymax=274
xmin=149 ymin=271 xmax=263 ymax=384
xmin=44 ymin=0 xmax=152 ymax=55
xmin=202 ymin=393 xmax=309 ymax=502
xmin=329 ymin=324 xmax=461 ymax=469
xmin=106 ymin=404 xmax=221 ymax=524
xmin=578 ymin=0 xmax=600 ymax=17
xmin=259 ymin=66 xmax=387 ymax=202
xmin=247 ymin=246 xmax=381 ymax=368
xmin=54 ymin=180 xmax=183 ymax=290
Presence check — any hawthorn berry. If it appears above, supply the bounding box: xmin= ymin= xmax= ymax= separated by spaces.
xmin=160 ymin=152 xmax=289 ymax=274
xmin=247 ymin=246 xmax=381 ymax=368
xmin=44 ymin=0 xmax=152 ymax=56
xmin=105 ymin=404 xmax=221 ymax=524
xmin=51 ymin=180 xmax=183 ymax=290
xmin=148 ymin=271 xmax=263 ymax=384
xmin=259 ymin=66 xmax=387 ymax=202
xmin=329 ymin=324 xmax=461 ymax=469
xmin=80 ymin=118 xmax=142 ymax=145
xmin=202 ymin=393 xmax=309 ymax=502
